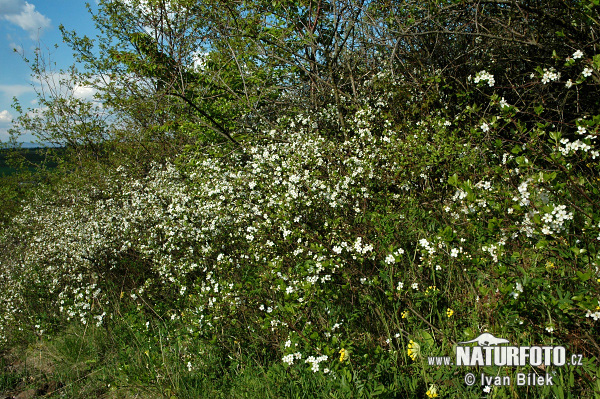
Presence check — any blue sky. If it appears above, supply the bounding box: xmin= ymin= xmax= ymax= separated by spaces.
xmin=0 ymin=0 xmax=99 ymax=144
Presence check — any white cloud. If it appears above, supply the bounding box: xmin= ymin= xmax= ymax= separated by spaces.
xmin=1 ymin=0 xmax=51 ymax=39
xmin=0 ymin=0 xmax=22 ymax=14
xmin=0 ymin=83 xmax=35 ymax=100
xmin=72 ymin=85 xmax=96 ymax=101
xmin=0 ymin=109 xmax=13 ymax=123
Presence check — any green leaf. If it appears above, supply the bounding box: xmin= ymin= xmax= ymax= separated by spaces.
xmin=448 ymin=173 xmax=458 ymax=187
xmin=544 ymin=171 xmax=558 ymax=181
xmin=593 ymin=54 xmax=600 ymax=70
xmin=417 ymin=329 xmax=434 ymax=347
xmin=576 ymin=271 xmax=591 ymax=281
xmin=534 ymin=105 xmax=544 ymax=115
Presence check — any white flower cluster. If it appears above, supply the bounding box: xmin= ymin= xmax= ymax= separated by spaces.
xmin=384 ymin=248 xmax=404 ymax=265
xmin=514 ymin=179 xmax=531 ymax=206
xmin=585 ymin=309 xmax=600 ymax=321
xmin=419 ymin=238 xmax=436 ymax=255
xmin=450 ymin=247 xmax=463 ymax=258
xmin=331 ymin=237 xmax=376 ymax=261
xmin=450 ymin=192 xmax=467 ymax=208
xmin=473 ymin=70 xmax=495 ymax=87
xmin=540 ymin=205 xmax=573 ymax=235
xmin=542 ymin=68 xmax=560 ymax=84
xmin=282 ymin=352 xmax=302 ymax=365
xmin=475 ymin=180 xmax=493 ymax=191
xmin=481 ymin=243 xmax=501 ymax=263
xmin=305 ymin=354 xmax=328 ymax=372
xmin=559 ymin=138 xmax=598 ymax=158
xmin=541 ymin=68 xmax=560 ymax=84
xmin=353 ymin=237 xmax=374 ymax=255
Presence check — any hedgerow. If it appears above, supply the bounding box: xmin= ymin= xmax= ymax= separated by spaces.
xmin=1 ymin=45 xmax=599 ymax=396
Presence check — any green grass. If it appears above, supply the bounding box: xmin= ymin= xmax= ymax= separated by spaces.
xmin=0 ymin=320 xmax=356 ymax=399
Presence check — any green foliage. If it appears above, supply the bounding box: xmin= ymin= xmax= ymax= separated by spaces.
xmin=2 ymin=0 xmax=600 ymax=397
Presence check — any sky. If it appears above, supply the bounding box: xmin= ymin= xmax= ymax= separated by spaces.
xmin=0 ymin=0 xmax=99 ymax=144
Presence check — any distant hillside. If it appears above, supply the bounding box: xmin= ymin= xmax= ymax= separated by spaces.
xmin=0 ymin=147 xmax=62 ymax=176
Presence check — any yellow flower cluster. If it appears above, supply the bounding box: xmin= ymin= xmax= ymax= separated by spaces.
xmin=407 ymin=340 xmax=420 ymax=361
xmin=425 ymin=285 xmax=439 ymax=295
xmin=446 ymin=308 xmax=454 ymax=318
xmin=339 ymin=348 xmax=347 ymax=362
xmin=401 ymin=310 xmax=409 ymax=319
xmin=426 ymin=385 xmax=438 ymax=398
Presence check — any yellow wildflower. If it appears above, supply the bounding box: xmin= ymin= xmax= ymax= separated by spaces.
xmin=446 ymin=308 xmax=454 ymax=318
xmin=407 ymin=340 xmax=420 ymax=361
xmin=402 ymin=310 xmax=409 ymax=319
xmin=426 ymin=385 xmax=438 ymax=398
xmin=425 ymin=286 xmax=439 ymax=295
xmin=339 ymin=348 xmax=347 ymax=362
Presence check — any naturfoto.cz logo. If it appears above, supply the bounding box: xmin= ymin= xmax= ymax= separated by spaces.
xmin=426 ymin=333 xmax=584 ymax=388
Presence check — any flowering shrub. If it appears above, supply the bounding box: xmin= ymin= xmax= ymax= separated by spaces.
xmin=1 ymin=48 xmax=600 ymax=397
